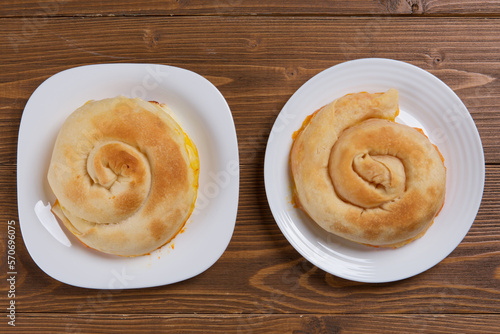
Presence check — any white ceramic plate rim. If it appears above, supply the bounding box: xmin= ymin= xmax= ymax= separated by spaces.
xmin=264 ymin=58 xmax=485 ymax=283
xmin=18 ymin=63 xmax=239 ymax=289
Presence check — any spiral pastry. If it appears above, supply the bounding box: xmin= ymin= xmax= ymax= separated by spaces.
xmin=290 ymin=89 xmax=446 ymax=247
xmin=47 ymin=96 xmax=199 ymax=256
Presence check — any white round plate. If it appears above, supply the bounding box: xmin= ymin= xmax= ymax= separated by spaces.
xmin=264 ymin=58 xmax=484 ymax=283
xmin=18 ymin=64 xmax=239 ymax=289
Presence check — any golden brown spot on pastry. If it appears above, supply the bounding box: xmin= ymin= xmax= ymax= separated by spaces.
xmin=332 ymin=221 xmax=354 ymax=235
xmin=344 ymin=210 xmax=362 ymax=229
xmin=149 ymin=219 xmax=166 ymax=241
xmin=144 ymin=141 xmax=187 ymax=213
xmin=114 ymin=192 xmax=143 ymax=214
xmin=64 ymin=177 xmax=84 ymax=204
xmin=427 ymin=185 xmax=438 ymax=199
xmin=362 ymin=224 xmax=383 ymax=241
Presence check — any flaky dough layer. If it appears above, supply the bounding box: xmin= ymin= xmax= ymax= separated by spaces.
xmin=48 ymin=96 xmax=199 ymax=256
xmin=290 ymin=89 xmax=446 ymax=247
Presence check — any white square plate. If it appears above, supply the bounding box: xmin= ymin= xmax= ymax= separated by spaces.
xmin=18 ymin=64 xmax=239 ymax=289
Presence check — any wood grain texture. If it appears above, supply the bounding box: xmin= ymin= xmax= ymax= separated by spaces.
xmin=9 ymin=314 xmax=500 ymax=333
xmin=3 ymin=0 xmax=500 ymax=17
xmin=1 ymin=17 xmax=500 ymax=164
xmin=1 ymin=164 xmax=499 ymax=316
xmin=1 ymin=5 xmax=499 ymax=334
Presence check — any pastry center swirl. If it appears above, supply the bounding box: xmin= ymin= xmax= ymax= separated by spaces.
xmin=84 ymin=141 xmax=152 ymax=224
xmin=329 ymin=122 xmax=407 ymax=209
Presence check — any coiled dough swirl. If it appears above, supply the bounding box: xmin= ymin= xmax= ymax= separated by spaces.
xmin=48 ymin=96 xmax=199 ymax=256
xmin=290 ymin=89 xmax=446 ymax=247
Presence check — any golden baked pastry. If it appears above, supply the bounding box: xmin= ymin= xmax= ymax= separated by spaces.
xmin=290 ymin=89 xmax=446 ymax=247
xmin=47 ymin=96 xmax=199 ymax=256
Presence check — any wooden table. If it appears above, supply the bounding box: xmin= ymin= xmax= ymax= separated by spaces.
xmin=1 ymin=1 xmax=499 ymax=332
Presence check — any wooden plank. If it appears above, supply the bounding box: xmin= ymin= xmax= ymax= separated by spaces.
xmin=1 ymin=17 xmax=499 ymax=164
xmin=9 ymin=314 xmax=500 ymax=333
xmin=1 ymin=164 xmax=498 ymax=314
xmin=0 ymin=0 xmax=423 ymax=17
xmin=3 ymin=0 xmax=500 ymax=17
